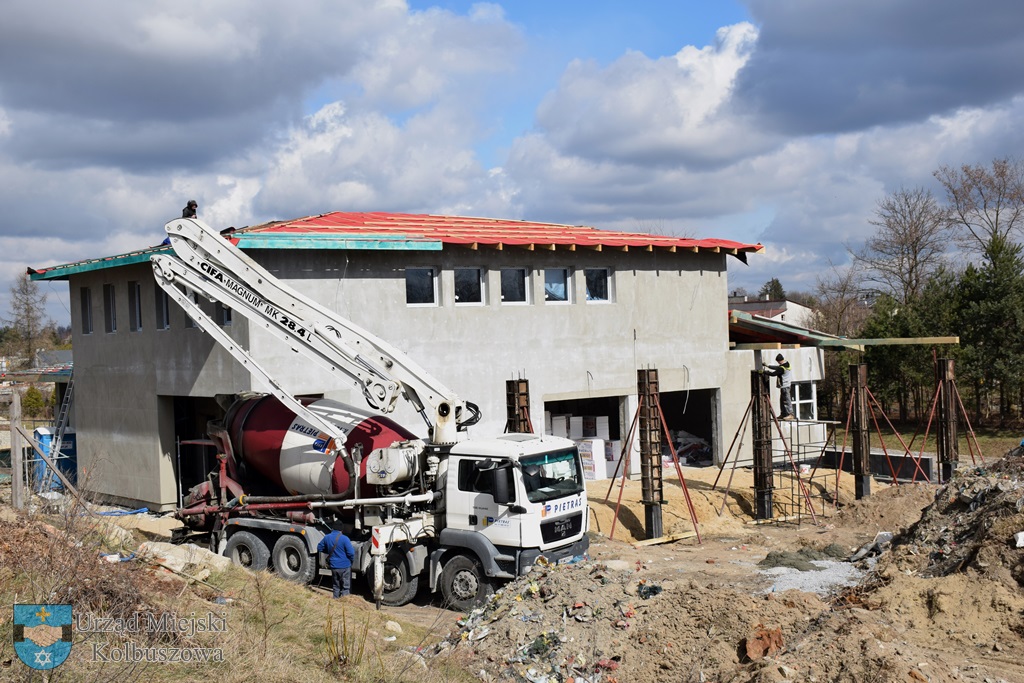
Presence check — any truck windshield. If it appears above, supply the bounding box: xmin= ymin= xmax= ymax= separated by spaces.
xmin=521 ymin=448 xmax=585 ymax=504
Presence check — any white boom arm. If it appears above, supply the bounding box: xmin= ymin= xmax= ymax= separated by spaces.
xmin=151 ymin=217 xmax=478 ymax=443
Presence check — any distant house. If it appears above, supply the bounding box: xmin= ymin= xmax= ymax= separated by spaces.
xmin=728 ymin=294 xmax=815 ymax=329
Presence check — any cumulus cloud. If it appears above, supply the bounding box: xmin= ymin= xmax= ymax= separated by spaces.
xmin=534 ymin=22 xmax=772 ymax=168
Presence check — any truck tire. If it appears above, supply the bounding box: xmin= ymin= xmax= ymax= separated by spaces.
xmin=224 ymin=531 xmax=270 ymax=571
xmin=441 ymin=554 xmax=493 ymax=611
xmin=378 ymin=552 xmax=419 ymax=607
xmin=272 ymin=535 xmax=316 ymax=584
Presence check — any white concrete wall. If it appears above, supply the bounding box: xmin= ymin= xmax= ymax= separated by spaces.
xmin=66 ymin=244 xmax=751 ymax=508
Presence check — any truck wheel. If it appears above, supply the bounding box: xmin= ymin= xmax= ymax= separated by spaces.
xmin=272 ymin=535 xmax=316 ymax=584
xmin=441 ymin=554 xmax=493 ymax=611
xmin=224 ymin=531 xmax=270 ymax=571
xmin=378 ymin=552 xmax=419 ymax=607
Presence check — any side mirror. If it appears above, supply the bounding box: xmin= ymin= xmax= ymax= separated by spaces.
xmin=492 ymin=462 xmax=512 ymax=505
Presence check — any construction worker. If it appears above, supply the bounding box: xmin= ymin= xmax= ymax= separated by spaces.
xmin=764 ymin=353 xmax=794 ymax=420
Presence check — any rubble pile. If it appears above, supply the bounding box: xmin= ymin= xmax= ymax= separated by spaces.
xmin=432 ymin=557 xmax=828 ymax=682
xmin=883 ymin=446 xmax=1024 ymax=587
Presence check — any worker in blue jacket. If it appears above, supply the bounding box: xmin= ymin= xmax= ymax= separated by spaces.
xmin=317 ymin=528 xmax=356 ymax=597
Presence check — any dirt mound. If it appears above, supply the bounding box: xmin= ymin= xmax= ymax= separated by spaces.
xmin=830 ymin=481 xmax=937 ymax=533
xmin=881 ymin=447 xmax=1024 ymax=588
xmin=433 ymin=558 xmax=828 ymax=682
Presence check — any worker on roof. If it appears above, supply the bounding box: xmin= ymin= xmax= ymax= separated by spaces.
xmin=764 ymin=353 xmax=794 ymax=421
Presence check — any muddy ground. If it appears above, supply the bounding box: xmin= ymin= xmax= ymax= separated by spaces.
xmin=425 ymin=454 xmax=1024 ymax=682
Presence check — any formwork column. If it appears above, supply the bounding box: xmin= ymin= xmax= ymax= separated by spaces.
xmin=638 ymin=369 xmax=664 ymax=539
xmin=751 ymin=368 xmax=773 ymax=519
xmin=504 ymin=378 xmax=532 ymax=433
xmin=850 ymin=363 xmax=871 ymax=499
xmin=936 ymin=359 xmax=958 ymax=483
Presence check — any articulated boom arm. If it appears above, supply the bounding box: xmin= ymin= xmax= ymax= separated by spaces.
xmin=151 ymin=217 xmax=477 ymax=443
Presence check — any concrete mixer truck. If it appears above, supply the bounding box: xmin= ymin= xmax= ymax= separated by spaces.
xmin=151 ymin=217 xmax=589 ymax=609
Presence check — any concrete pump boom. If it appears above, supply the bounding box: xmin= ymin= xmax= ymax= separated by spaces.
xmin=151 ymin=217 xmax=479 ymax=444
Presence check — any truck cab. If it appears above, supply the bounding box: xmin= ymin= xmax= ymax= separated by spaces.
xmin=437 ymin=434 xmax=589 ymax=609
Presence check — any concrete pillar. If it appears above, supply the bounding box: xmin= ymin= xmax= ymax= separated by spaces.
xmin=10 ymin=391 xmax=24 ymax=510
xmin=638 ymin=369 xmax=663 ymax=539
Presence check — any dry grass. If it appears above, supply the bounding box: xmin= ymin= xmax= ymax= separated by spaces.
xmin=0 ymin=488 xmax=476 ymax=683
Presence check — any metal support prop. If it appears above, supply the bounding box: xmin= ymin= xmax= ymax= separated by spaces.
xmin=850 ymin=363 xmax=871 ymax=498
xmin=936 ymin=358 xmax=958 ymax=482
xmin=638 ymin=369 xmax=663 ymax=539
xmin=751 ymin=368 xmax=773 ymax=519
xmin=504 ymin=378 xmax=533 ymax=433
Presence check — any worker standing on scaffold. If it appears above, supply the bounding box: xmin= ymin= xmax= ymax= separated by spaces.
xmin=764 ymin=353 xmax=794 ymax=420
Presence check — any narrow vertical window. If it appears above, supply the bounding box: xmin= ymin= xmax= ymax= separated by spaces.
xmin=216 ymin=302 xmax=233 ymax=326
xmin=128 ymin=281 xmax=142 ymax=332
xmin=155 ymin=287 xmax=170 ymax=330
xmin=103 ymin=284 xmax=117 ymax=333
xmin=500 ymin=268 xmax=528 ymax=304
xmin=454 ymin=268 xmax=484 ymax=305
xmin=584 ymin=268 xmax=612 ymax=302
xmin=80 ymin=287 xmax=93 ymax=335
xmin=405 ymin=268 xmax=437 ymax=305
xmin=544 ymin=268 xmax=570 ymax=303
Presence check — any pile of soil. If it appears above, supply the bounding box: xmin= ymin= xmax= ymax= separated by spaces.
xmin=433 ymin=457 xmax=1024 ymax=682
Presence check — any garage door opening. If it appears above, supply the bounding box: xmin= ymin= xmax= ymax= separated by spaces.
xmin=658 ymin=388 xmax=719 ymax=466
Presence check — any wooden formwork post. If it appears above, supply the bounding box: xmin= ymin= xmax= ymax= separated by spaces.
xmin=936 ymin=359 xmax=958 ymax=483
xmin=751 ymin=366 xmax=773 ymax=519
xmin=504 ymin=378 xmax=532 ymax=433
xmin=638 ymin=369 xmax=664 ymax=539
xmin=850 ymin=363 xmax=871 ymax=499
xmin=10 ymin=390 xmax=25 ymax=510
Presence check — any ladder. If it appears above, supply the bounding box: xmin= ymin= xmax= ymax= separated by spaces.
xmin=41 ymin=374 xmax=74 ymax=491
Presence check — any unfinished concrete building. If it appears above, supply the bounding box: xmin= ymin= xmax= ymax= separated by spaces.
xmin=29 ymin=212 xmax=793 ymax=510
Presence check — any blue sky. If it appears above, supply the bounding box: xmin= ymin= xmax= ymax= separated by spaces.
xmin=2 ymin=0 xmax=1024 ymax=326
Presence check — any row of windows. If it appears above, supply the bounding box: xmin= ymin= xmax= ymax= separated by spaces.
xmin=79 ymin=283 xmax=231 ymax=335
xmin=406 ymin=267 xmax=614 ymax=306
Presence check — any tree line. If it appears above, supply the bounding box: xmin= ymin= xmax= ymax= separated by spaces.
xmin=2 ymin=273 xmax=70 ymax=370
xmin=810 ymin=157 xmax=1024 ymax=427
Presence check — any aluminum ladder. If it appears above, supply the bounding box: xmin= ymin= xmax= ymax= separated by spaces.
xmin=40 ymin=374 xmax=74 ymax=491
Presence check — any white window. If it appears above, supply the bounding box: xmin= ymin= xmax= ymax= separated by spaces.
xmin=103 ymin=284 xmax=117 ymax=333
xmin=183 ymin=288 xmax=200 ymax=328
xmin=154 ymin=288 xmax=170 ymax=330
xmin=584 ymin=268 xmax=613 ymax=302
xmin=80 ymin=288 xmax=93 ymax=335
xmin=500 ymin=268 xmax=529 ymax=304
xmin=454 ymin=268 xmax=485 ymax=305
xmin=793 ymin=382 xmax=817 ymax=421
xmin=544 ymin=268 xmax=570 ymax=303
xmin=405 ymin=268 xmax=437 ymax=306
xmin=128 ymin=281 xmax=143 ymax=332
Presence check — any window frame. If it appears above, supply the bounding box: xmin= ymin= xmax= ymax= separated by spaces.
xmin=584 ymin=267 xmax=614 ymax=303
xmin=792 ymin=381 xmax=817 ymax=421
xmin=154 ymin=287 xmax=170 ymax=330
xmin=453 ymin=267 xmax=486 ymax=306
xmin=405 ymin=267 xmax=438 ymax=307
xmin=499 ymin=268 xmax=530 ymax=305
xmin=103 ymin=284 xmax=117 ymax=334
xmin=80 ymin=287 xmax=93 ymax=335
xmin=128 ymin=280 xmax=142 ymax=332
xmin=543 ymin=268 xmax=571 ymax=304
xmin=215 ymin=302 xmax=233 ymax=326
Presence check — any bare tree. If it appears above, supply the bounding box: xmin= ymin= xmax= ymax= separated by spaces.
xmin=934 ymin=157 xmax=1024 ymax=255
xmin=3 ymin=273 xmax=49 ymax=368
xmin=810 ymin=262 xmax=868 ymax=337
xmin=851 ymin=187 xmax=948 ymax=305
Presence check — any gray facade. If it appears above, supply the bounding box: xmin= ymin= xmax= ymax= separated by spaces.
xmin=61 ymin=237 xmax=778 ymax=510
